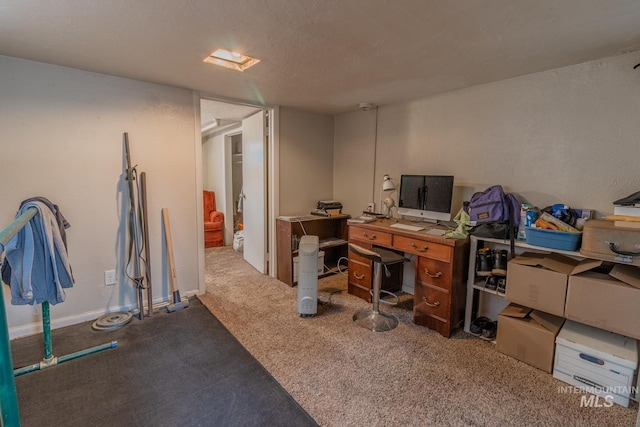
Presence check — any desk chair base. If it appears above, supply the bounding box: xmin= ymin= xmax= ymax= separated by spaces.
xmin=353 ymin=309 xmax=398 ymax=332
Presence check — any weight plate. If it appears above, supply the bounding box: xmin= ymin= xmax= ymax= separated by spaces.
xmin=91 ymin=322 xmax=120 ymax=331
xmin=92 ymin=312 xmax=133 ymax=331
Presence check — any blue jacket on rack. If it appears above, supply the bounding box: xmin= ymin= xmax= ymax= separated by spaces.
xmin=3 ymin=200 xmax=74 ymax=305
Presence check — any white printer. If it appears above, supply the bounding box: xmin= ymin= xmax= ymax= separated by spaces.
xmin=553 ymin=320 xmax=638 ymax=407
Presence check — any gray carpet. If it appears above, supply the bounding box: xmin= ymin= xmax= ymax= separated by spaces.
xmin=11 ymin=298 xmax=317 ymax=427
xmin=201 ymin=246 xmax=639 ymax=427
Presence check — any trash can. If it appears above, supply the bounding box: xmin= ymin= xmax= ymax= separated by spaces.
xmin=233 ymin=230 xmax=244 ymax=252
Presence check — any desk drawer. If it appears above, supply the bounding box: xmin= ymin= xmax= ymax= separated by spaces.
xmin=417 ymin=257 xmax=451 ymax=290
xmin=414 ymin=283 xmax=450 ymax=319
xmin=414 ymin=282 xmax=451 ymax=336
xmin=393 ymin=236 xmax=451 ymax=262
xmin=347 ymin=243 xmax=372 ymax=265
xmin=348 ymin=260 xmax=371 ymax=288
xmin=349 ymin=226 xmax=392 ymax=246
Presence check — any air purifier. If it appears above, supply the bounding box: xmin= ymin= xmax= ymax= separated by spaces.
xmin=297 ymin=235 xmax=319 ymax=317
xmin=293 ymin=250 xmax=324 ymax=283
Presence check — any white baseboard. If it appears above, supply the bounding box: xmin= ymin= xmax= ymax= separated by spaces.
xmin=9 ymin=304 xmax=133 ymax=340
xmin=8 ymin=289 xmax=202 ymax=340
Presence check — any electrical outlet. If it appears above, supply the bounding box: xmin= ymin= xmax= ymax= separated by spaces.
xmin=367 ymin=203 xmax=375 ymax=212
xmin=104 ymin=270 xmax=116 ymax=286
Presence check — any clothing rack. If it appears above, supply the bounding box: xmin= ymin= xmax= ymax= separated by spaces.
xmin=0 ymin=207 xmax=117 ymax=427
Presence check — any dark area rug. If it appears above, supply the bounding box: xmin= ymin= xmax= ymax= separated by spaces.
xmin=11 ymin=298 xmax=317 ymax=427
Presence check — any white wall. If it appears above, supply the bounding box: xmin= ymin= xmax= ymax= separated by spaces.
xmin=333 ymin=109 xmax=377 ymax=216
xmin=279 ymin=108 xmax=334 ymax=216
xmin=0 ymin=56 xmax=199 ymax=337
xmin=335 ymin=51 xmax=640 ymax=218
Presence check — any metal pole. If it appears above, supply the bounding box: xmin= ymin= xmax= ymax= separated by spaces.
xmin=0 ymin=285 xmax=21 ymax=427
xmin=140 ymin=172 xmax=153 ymax=317
xmin=371 ymin=261 xmax=382 ymax=314
xmin=13 ymin=341 xmax=117 ymax=377
xmin=124 ymin=133 xmax=145 ymax=320
xmin=0 ymin=208 xmax=37 ymax=251
xmin=41 ymin=302 xmax=52 ymax=361
xmin=0 ymin=207 xmax=35 ymax=427
xmin=56 ymin=341 xmax=117 ymax=364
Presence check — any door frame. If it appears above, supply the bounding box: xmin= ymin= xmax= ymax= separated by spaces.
xmin=194 ymin=93 xmax=280 ymax=295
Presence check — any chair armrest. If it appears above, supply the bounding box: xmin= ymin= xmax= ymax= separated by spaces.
xmin=209 ymin=211 xmax=224 ymax=223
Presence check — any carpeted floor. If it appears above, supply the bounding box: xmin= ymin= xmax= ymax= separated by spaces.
xmin=11 ymin=298 xmax=317 ymax=427
xmin=201 ymin=246 xmax=639 ymax=427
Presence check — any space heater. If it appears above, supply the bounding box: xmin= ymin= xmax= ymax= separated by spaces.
xmin=297 ymin=235 xmax=319 ymax=317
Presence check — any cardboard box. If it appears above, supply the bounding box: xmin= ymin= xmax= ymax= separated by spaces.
xmin=497 ymin=303 xmax=565 ymax=373
xmin=505 ymin=252 xmax=601 ymax=316
xmin=609 ymin=264 xmax=640 ymax=290
xmin=565 ymin=266 xmax=640 ymax=340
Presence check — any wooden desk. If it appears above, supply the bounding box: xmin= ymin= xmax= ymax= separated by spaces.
xmin=347 ymin=219 xmax=469 ymax=338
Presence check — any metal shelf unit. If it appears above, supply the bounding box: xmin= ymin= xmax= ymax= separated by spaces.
xmin=463 ymin=235 xmax=582 ymax=335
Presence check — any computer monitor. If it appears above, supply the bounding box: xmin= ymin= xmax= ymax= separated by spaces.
xmin=398 ymin=175 xmax=454 ymax=223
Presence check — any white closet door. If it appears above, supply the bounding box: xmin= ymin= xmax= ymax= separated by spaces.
xmin=241 ymin=111 xmax=267 ymax=273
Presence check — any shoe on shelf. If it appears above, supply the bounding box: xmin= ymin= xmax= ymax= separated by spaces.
xmin=480 ymin=320 xmax=497 ymax=341
xmin=497 ymin=278 xmax=506 ymax=293
xmin=484 ymin=276 xmax=498 ymax=291
xmin=470 ymin=316 xmax=491 ymax=336
xmin=476 ymin=247 xmax=493 ymax=277
xmin=492 ymin=249 xmax=508 ymax=276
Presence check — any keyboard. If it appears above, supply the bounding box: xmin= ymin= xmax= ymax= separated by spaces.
xmin=389 ymin=223 xmax=424 ymax=232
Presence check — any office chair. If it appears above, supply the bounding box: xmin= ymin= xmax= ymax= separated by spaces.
xmin=348 ymin=243 xmax=400 ymax=332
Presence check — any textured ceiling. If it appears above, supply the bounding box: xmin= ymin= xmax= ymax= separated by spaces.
xmin=2 ymin=1 xmax=640 ymax=115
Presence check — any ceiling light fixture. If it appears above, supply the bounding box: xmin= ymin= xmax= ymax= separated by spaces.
xmin=203 ymin=48 xmax=260 ymax=72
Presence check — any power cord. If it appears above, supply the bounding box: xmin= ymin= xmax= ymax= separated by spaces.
xmin=295 ymin=219 xmax=308 ymax=236
xmin=318 ymin=288 xmax=344 ymax=306
xmin=336 ymin=256 xmax=349 ymax=274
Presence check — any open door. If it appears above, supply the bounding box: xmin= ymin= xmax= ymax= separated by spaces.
xmin=241 ymin=111 xmax=267 ymax=273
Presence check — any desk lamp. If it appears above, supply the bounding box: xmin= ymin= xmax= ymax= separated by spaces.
xmin=380 ymin=175 xmax=396 ymax=218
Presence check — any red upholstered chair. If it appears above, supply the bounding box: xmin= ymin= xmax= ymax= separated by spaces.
xmin=203 ymin=191 xmax=224 ymax=248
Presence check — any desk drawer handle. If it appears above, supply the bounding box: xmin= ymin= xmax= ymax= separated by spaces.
xmin=422 ymin=297 xmax=440 ymax=307
xmin=353 ymin=272 xmax=365 ymax=280
xmin=410 ymin=242 xmax=428 ymax=252
xmin=362 ymin=232 xmax=376 ymax=240
xmin=423 ymin=268 xmax=442 ymax=278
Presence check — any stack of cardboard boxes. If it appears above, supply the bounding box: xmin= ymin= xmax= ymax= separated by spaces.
xmin=496 ymin=252 xmax=640 ymax=406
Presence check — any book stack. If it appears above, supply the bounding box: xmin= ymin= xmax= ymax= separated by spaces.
xmin=609 ymin=204 xmax=640 ymax=228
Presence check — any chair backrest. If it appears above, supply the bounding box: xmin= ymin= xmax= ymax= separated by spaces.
xmin=203 ymin=191 xmax=217 ymax=216
xmin=348 ymin=243 xmax=382 ymax=263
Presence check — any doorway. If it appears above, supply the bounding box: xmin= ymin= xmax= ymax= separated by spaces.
xmin=230 ymin=134 xmax=243 ymax=234
xmin=198 ymin=97 xmax=279 ymax=279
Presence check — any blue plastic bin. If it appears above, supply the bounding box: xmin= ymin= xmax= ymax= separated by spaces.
xmin=525 ymin=226 xmax=582 ymax=251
